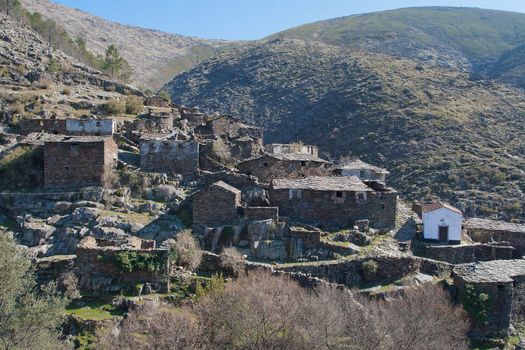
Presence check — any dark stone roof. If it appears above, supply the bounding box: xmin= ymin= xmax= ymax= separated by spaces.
xmin=335 ymin=159 xmax=389 ymax=174
xmin=271 ymin=176 xmax=370 ymax=192
xmin=240 ymin=152 xmax=329 ymax=164
xmin=454 ymin=259 xmax=525 ymax=283
xmin=464 ymin=218 xmax=525 ymax=233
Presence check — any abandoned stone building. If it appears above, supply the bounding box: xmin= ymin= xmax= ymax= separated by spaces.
xmin=265 ymin=143 xmax=319 ymax=157
xmin=465 ymin=218 xmax=525 ymax=254
xmin=193 ymin=181 xmax=242 ymax=230
xmin=195 ymin=115 xmax=264 ymax=141
xmin=128 ymin=107 xmax=177 ymax=137
xmin=44 ymin=136 xmax=118 ymax=188
xmin=19 ymin=118 xmax=114 ymax=136
xmin=333 ymin=159 xmax=389 ymax=183
xmin=76 ymin=236 xmax=170 ymax=293
xmin=269 ymin=176 xmax=398 ymax=230
xmin=140 ymin=137 xmax=199 ymax=175
xmin=237 ymin=153 xmax=331 ymax=183
xmin=453 ymin=259 xmax=525 ymax=336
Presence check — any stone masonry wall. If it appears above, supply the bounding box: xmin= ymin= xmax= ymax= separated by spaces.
xmin=140 ymin=140 xmax=199 ymax=175
xmin=419 ymin=243 xmax=515 ymax=264
xmin=238 ymin=156 xmax=330 ymax=183
xmin=269 ymin=188 xmax=397 ymax=230
xmin=243 ymin=206 xmax=279 ymax=221
xmin=44 ymin=138 xmax=117 ymax=188
xmin=468 ymin=227 xmax=525 ymax=255
xmin=66 ymin=119 xmax=113 ymax=136
xmin=76 ymin=246 xmax=169 ymax=293
xmin=19 ymin=118 xmax=67 ymax=135
xmin=193 ymin=185 xmax=241 ymax=229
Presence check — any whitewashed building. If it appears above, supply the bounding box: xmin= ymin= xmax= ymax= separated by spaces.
xmin=422 ymin=202 xmax=463 ymax=244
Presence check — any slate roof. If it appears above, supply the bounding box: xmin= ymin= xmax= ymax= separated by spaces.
xmin=335 ymin=159 xmax=389 ymax=174
xmin=422 ymin=201 xmax=462 ymax=214
xmin=454 ymin=259 xmax=525 ymax=283
xmin=240 ymin=152 xmax=329 ymax=164
xmin=464 ymin=218 xmax=525 ymax=234
xmin=271 ymin=176 xmax=370 ymax=192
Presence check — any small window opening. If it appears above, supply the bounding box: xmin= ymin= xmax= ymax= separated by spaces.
xmin=263 ymin=162 xmax=268 ymax=167
xmin=301 ymin=161 xmax=306 ymax=166
xmin=336 ymin=191 xmax=343 ymax=198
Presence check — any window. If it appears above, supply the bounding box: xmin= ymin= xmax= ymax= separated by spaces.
xmin=498 ymin=284 xmax=505 ymax=292
xmin=289 ymin=189 xmax=302 ymax=200
xmin=381 ymin=204 xmax=385 ymax=209
xmin=301 ymin=161 xmax=306 ymax=166
xmin=96 ymin=121 xmax=101 ymax=127
xmin=336 ymin=191 xmax=343 ymax=198
xmin=263 ymin=162 xmax=268 ymax=167
xmin=359 ymin=170 xmax=365 ymax=178
xmin=357 ymin=192 xmax=366 ymax=200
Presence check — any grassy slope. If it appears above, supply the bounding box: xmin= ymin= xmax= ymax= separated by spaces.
xmin=276 ymin=7 xmax=525 ymax=64
xmin=166 ymin=39 xmax=525 ymax=221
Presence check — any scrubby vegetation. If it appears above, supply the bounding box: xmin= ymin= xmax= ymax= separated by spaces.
xmin=0 ymin=234 xmax=66 ymax=349
xmin=99 ymin=270 xmax=470 ymax=349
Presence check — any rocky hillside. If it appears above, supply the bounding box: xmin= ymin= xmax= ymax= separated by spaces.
xmin=19 ymin=0 xmax=234 ymax=89
xmin=275 ymin=7 xmax=525 ymax=88
xmin=165 ymin=39 xmax=525 ymax=221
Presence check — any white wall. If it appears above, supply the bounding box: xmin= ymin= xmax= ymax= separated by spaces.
xmin=422 ymin=207 xmax=462 ymax=241
xmin=66 ymin=119 xmax=114 ymax=135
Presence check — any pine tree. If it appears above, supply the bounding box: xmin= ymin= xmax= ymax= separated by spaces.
xmin=103 ymin=44 xmax=123 ymax=79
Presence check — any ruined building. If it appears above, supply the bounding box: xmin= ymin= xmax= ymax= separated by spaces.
xmin=269 ymin=176 xmax=397 ymax=230
xmin=20 ymin=118 xmax=114 ymax=136
xmin=140 ymin=137 xmax=199 ymax=175
xmin=44 ymin=136 xmax=117 ymax=188
xmin=237 ymin=153 xmax=330 ymax=183
xmin=76 ymin=236 xmax=170 ymax=293
xmin=454 ymin=259 xmax=525 ymax=337
xmin=193 ymin=181 xmax=242 ymax=229
xmin=465 ymin=218 xmax=525 ymax=255
xmin=265 ymin=143 xmax=319 ymax=157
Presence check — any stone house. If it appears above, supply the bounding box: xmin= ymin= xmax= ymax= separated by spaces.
xmin=44 ymin=136 xmax=118 ymax=188
xmin=140 ymin=138 xmax=199 ymax=175
xmin=237 ymin=153 xmax=331 ymax=183
xmin=333 ymin=159 xmax=389 ymax=183
xmin=193 ymin=181 xmax=242 ymax=229
xmin=76 ymin=236 xmax=170 ymax=293
xmin=19 ymin=118 xmax=114 ymax=136
xmin=453 ymin=259 xmax=525 ymax=337
xmin=130 ymin=108 xmax=176 ymax=136
xmin=269 ymin=176 xmax=397 ymax=230
xmin=195 ymin=115 xmax=264 ymax=141
xmin=422 ymin=202 xmax=462 ymax=244
xmin=465 ymin=218 xmax=525 ymax=254
xmin=265 ymin=143 xmax=319 ymax=157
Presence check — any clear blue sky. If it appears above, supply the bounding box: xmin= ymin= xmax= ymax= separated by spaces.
xmin=53 ymin=0 xmax=525 ymax=40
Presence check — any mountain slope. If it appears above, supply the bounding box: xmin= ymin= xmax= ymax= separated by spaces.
xmin=275 ymin=7 xmax=525 ymax=85
xmin=19 ymin=0 xmax=234 ymax=89
xmin=165 ymin=39 xmax=525 ymax=220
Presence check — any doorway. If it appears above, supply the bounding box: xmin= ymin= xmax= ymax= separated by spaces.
xmin=439 ymin=225 xmax=449 ymax=242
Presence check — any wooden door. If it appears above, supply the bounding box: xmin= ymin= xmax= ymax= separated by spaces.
xmin=439 ymin=226 xmax=448 ymax=242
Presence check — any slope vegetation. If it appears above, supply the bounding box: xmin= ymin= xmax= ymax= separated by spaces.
xmin=166 ymin=39 xmax=525 ymax=220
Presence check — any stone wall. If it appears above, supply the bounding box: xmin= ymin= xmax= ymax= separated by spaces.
xmin=19 ymin=118 xmax=67 ymax=135
xmin=467 ymin=225 xmax=525 ymax=255
xmin=278 ymin=255 xmax=422 ymax=288
xmin=418 ymin=243 xmax=515 ymax=264
xmin=44 ymin=137 xmax=117 ymax=188
xmin=269 ymin=187 xmax=397 ymax=230
xmin=238 ymin=155 xmax=330 ymax=183
xmin=243 ymin=206 xmax=279 ymax=221
xmin=193 ymin=182 xmax=241 ymax=229
xmin=289 ymin=226 xmax=321 ymax=249
xmin=140 ymin=140 xmax=199 ymax=175
xmin=76 ymin=240 xmax=169 ymax=293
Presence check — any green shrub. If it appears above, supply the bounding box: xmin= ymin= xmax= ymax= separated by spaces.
xmin=47 ymin=57 xmax=60 ymax=73
xmin=103 ymin=99 xmax=126 ymax=115
xmin=159 ymin=89 xmax=171 ymax=102
xmin=124 ymin=95 xmax=144 ymax=114
xmin=112 ymin=252 xmax=165 ymax=273
xmin=361 ymin=260 xmax=379 ymax=282
xmin=462 ymin=283 xmax=491 ymax=323
xmin=62 ymin=87 xmax=71 ymax=95
xmin=104 ymin=84 xmax=116 ymax=92
xmin=171 ymin=230 xmax=202 ymax=270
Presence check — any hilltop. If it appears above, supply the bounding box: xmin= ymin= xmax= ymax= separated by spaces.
xmin=19 ymin=0 xmax=234 ymax=89
xmin=166 ymin=38 xmax=525 ymax=220
xmin=275 ymin=7 xmax=525 ymax=88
